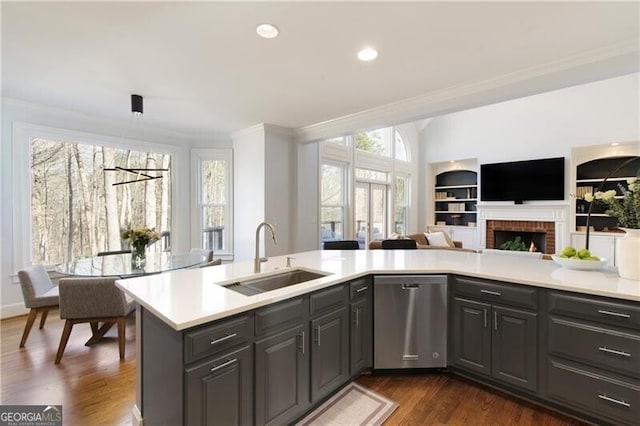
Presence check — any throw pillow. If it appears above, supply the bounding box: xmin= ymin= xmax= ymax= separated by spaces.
xmin=425 ymin=231 xmax=454 ymax=248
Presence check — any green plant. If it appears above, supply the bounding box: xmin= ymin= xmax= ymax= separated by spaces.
xmin=499 ymin=236 xmax=528 ymax=251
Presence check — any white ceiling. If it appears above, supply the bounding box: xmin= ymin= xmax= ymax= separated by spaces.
xmin=2 ymin=1 xmax=638 ymax=138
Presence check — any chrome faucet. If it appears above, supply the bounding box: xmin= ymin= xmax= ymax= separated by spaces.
xmin=254 ymin=222 xmax=277 ymax=273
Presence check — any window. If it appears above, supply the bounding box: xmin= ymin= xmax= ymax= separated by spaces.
xmin=394 ymin=174 xmax=409 ymax=235
xmin=394 ymin=130 xmax=408 ymax=161
xmin=320 ymin=163 xmax=346 ymax=242
xmin=325 ymin=136 xmax=347 ymax=146
xmin=192 ymin=149 xmax=233 ymax=255
xmin=29 ymin=137 xmax=171 ymax=264
xmin=355 ymin=168 xmax=388 ymax=182
xmin=355 ymin=129 xmax=389 ymax=156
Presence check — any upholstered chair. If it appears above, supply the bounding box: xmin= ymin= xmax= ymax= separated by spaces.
xmin=323 ymin=240 xmax=360 ymax=250
xmin=381 ymin=239 xmax=418 ymax=249
xmin=17 ymin=265 xmax=60 ymax=348
xmin=190 ymin=248 xmax=214 ymax=262
xmin=55 ymin=277 xmax=134 ymax=364
xmin=200 ymin=258 xmax=222 ymax=268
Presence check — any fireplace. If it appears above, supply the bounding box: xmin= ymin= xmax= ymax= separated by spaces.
xmin=494 ymin=230 xmax=547 ymax=253
xmin=476 ymin=204 xmax=569 ymax=254
xmin=486 ymin=220 xmax=555 ymax=253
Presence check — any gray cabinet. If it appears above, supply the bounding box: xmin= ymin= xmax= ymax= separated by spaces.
xmin=255 ymin=323 xmax=309 ymax=425
xmin=545 ymin=291 xmax=640 ymax=425
xmin=311 ymin=307 xmax=349 ymax=401
xmin=452 ymin=297 xmax=491 ymax=375
xmin=185 ymin=345 xmax=253 ymax=426
xmin=349 ymin=278 xmax=372 ymax=375
xmin=451 ymin=276 xmax=538 ymax=393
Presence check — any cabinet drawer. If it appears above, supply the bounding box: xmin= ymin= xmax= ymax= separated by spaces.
xmin=549 ymin=292 xmax=640 ymax=330
xmin=255 ymin=297 xmax=306 ymax=337
xmin=548 ymin=359 xmax=640 ymax=426
xmin=310 ymin=284 xmax=346 ymax=316
xmin=184 ymin=315 xmax=252 ymax=364
xmin=452 ymin=276 xmax=537 ymax=309
xmin=349 ymin=278 xmax=370 ymax=301
xmin=549 ymin=316 xmax=640 ymax=378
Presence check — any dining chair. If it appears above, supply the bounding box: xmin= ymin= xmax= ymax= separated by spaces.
xmin=96 ymin=250 xmax=130 ymax=256
xmin=200 ymin=258 xmax=222 ymax=268
xmin=381 ymin=239 xmax=418 ymax=249
xmin=17 ymin=265 xmax=60 ymax=348
xmin=190 ymin=248 xmax=214 ymax=262
xmin=55 ymin=277 xmax=135 ymax=364
xmin=323 ymin=240 xmax=360 ymax=250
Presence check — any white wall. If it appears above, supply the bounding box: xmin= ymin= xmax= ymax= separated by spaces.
xmin=232 ymin=126 xmax=266 ymax=262
xmin=418 ymin=73 xmax=639 ymax=250
xmin=265 ymin=125 xmax=294 ymax=257
xmin=294 ymin=142 xmax=319 ymax=252
xmin=0 ymin=98 xmax=226 ymax=318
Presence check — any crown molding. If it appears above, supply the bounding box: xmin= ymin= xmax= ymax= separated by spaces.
xmin=294 ymin=38 xmax=639 ymax=144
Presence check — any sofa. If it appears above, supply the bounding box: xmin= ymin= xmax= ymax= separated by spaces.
xmin=368 ymin=232 xmax=477 ymax=252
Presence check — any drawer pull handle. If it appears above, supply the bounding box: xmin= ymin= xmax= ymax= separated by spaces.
xmin=599 ymin=346 xmax=631 ymax=357
xmin=598 ymin=394 xmax=630 ymax=408
xmin=356 ymin=286 xmax=369 ymax=293
xmin=402 ymin=283 xmax=419 ymax=290
xmin=210 ymin=358 xmax=237 ymax=373
xmin=480 ymin=289 xmax=501 ymax=296
xmin=597 ymin=309 xmax=631 ymax=319
xmin=210 ymin=333 xmax=237 ymax=345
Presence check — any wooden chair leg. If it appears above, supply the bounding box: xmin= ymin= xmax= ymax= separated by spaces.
xmin=85 ymin=320 xmax=115 ymax=346
xmin=117 ymin=317 xmax=126 ymax=360
xmin=39 ymin=308 xmax=49 ymax=329
xmin=90 ymin=321 xmax=99 ymax=336
xmin=55 ymin=320 xmax=74 ymax=364
xmin=19 ymin=309 xmax=38 ymax=348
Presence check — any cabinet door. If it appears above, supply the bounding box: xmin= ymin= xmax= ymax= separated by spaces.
xmin=350 ymin=297 xmax=372 ymax=375
xmin=492 ymin=305 xmax=538 ymax=392
xmin=451 ymin=227 xmax=478 ymax=250
xmin=452 ymin=297 xmax=491 ymax=375
xmin=185 ymin=345 xmax=253 ymax=426
xmin=255 ymin=324 xmax=309 ymax=426
xmin=311 ymin=307 xmax=349 ymax=402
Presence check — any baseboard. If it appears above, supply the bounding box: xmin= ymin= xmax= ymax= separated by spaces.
xmin=131 ymin=404 xmax=143 ymax=426
xmin=1 ymin=303 xmax=28 ymax=319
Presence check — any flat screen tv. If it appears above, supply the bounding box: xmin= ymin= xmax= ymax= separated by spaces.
xmin=480 ymin=157 xmax=565 ymax=203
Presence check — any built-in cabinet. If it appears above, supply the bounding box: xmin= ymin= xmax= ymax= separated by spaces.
xmin=428 ymin=225 xmax=478 ymax=250
xmin=451 ymin=276 xmax=538 ymax=393
xmin=434 ymin=170 xmax=478 ymax=227
xmin=575 ymin=155 xmax=639 ymax=232
xmin=139 ymin=272 xmax=637 ymax=426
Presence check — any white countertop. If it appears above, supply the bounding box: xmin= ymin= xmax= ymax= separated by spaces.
xmin=115 ymin=250 xmax=640 ymax=331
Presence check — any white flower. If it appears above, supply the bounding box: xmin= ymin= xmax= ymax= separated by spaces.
xmin=595 ymin=190 xmax=617 ymax=201
xmin=627 ymin=177 xmax=637 ymax=185
xmin=583 ymin=192 xmax=594 ymax=202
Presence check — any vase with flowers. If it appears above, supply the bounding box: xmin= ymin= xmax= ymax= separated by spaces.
xmin=121 ymin=227 xmax=161 ymax=269
xmin=583 ymin=166 xmax=640 ymax=280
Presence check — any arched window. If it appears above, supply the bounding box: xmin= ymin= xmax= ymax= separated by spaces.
xmin=394 ymin=130 xmax=409 ymax=161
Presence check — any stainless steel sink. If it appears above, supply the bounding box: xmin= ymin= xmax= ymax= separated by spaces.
xmin=223 ymin=269 xmax=328 ymax=296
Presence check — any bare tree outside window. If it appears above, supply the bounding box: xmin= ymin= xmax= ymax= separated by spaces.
xmin=30 ymin=138 xmax=171 ymax=264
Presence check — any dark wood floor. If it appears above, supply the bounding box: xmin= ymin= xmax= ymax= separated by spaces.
xmin=2 ymin=311 xmax=586 ymax=425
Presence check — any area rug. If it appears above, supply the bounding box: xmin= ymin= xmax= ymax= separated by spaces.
xmin=296 ymin=382 xmax=398 ymax=426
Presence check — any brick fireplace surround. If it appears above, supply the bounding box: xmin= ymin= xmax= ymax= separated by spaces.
xmin=486 ymin=220 xmax=556 ymax=254
xmin=477 ymin=204 xmax=570 ymax=254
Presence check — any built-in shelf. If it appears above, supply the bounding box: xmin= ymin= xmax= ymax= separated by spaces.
xmin=434 ymin=169 xmax=478 ymax=226
xmin=575 ymin=177 xmax=634 ymax=184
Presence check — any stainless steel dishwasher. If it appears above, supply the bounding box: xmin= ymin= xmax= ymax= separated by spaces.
xmin=374 ymin=275 xmax=447 ymax=369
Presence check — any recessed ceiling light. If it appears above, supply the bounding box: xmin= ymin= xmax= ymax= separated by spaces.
xmin=611 ymin=142 xmax=620 ymax=146
xmin=256 ymin=23 xmax=279 ymax=39
xmin=357 ymin=47 xmax=378 ymax=61
xmin=450 ymin=160 xmax=456 ymax=163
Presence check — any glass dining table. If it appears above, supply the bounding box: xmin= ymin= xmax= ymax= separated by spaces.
xmin=56 ymin=251 xmax=206 ymax=278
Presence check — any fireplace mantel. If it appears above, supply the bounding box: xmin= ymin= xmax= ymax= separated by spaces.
xmin=476 ymin=203 xmax=570 ymax=251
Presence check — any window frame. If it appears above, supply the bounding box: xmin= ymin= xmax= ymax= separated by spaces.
xmin=191 ymin=148 xmax=234 ymax=259
xmin=12 ymin=122 xmax=182 ymax=271
xmin=319 ymin=160 xmax=348 ymax=246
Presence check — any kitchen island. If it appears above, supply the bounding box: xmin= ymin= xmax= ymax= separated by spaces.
xmin=116 ymin=250 xmax=640 ymax=426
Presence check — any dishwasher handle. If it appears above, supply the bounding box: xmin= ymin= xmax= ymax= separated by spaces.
xmin=402 ymin=283 xmax=420 ymax=290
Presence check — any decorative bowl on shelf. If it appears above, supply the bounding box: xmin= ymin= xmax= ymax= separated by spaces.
xmin=551 ymin=255 xmax=608 ymax=271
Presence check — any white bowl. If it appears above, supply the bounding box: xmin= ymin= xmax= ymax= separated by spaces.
xmin=551 ymin=255 xmax=608 ymax=271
